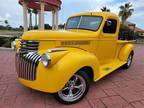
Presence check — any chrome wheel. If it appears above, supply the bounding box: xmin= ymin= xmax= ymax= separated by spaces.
xmin=123 ymin=53 xmax=133 ymax=69
xmin=127 ymin=54 xmax=132 ymax=67
xmin=58 ymin=74 xmax=86 ymax=102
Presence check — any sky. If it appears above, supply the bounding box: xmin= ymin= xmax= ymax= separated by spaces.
xmin=0 ymin=0 xmax=144 ymax=29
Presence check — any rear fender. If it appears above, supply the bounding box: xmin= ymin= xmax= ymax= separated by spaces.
xmin=119 ymin=44 xmax=134 ymax=61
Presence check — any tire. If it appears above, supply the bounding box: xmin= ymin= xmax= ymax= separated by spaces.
xmin=123 ymin=52 xmax=133 ymax=69
xmin=54 ymin=70 xmax=90 ymax=104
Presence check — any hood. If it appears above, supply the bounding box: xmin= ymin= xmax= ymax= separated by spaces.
xmin=22 ymin=30 xmax=99 ymax=41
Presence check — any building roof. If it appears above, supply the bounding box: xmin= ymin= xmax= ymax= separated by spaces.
xmin=126 ymin=21 xmax=136 ymax=26
xmin=19 ymin=0 xmax=62 ymax=11
xmin=125 ymin=21 xmax=144 ymax=33
xmin=135 ymin=27 xmax=144 ymax=33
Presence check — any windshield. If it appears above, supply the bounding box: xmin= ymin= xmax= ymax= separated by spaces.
xmin=66 ymin=16 xmax=102 ymax=31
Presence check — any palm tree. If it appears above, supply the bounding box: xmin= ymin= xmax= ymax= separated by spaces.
xmin=32 ymin=9 xmax=38 ymax=27
xmin=4 ymin=20 xmax=8 ymax=25
xmin=119 ymin=2 xmax=134 ymax=26
xmin=101 ymin=6 xmax=110 ymax=12
xmin=28 ymin=8 xmax=33 ymax=30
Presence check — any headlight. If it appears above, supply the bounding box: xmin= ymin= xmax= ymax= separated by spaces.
xmin=41 ymin=54 xmax=51 ymax=67
xmin=11 ymin=41 xmax=16 ymax=50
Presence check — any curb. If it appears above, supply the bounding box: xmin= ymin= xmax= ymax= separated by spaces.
xmin=0 ymin=47 xmax=13 ymax=51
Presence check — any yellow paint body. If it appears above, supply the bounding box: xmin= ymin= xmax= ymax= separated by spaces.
xmin=15 ymin=39 xmax=21 ymax=50
xmin=16 ymin=12 xmax=134 ymax=93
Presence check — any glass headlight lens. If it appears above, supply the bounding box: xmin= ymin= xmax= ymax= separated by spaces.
xmin=41 ymin=54 xmax=51 ymax=67
xmin=11 ymin=41 xmax=16 ymax=50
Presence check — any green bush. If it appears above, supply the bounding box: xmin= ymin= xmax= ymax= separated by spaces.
xmin=0 ymin=37 xmax=15 ymax=48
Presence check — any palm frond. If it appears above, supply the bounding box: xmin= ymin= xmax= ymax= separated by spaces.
xmin=120 ymin=6 xmax=124 ymax=9
xmin=119 ymin=2 xmax=134 ymax=25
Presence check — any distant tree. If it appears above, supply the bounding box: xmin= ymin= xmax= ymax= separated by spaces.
xmin=101 ymin=6 xmax=110 ymax=12
xmin=58 ymin=24 xmax=65 ymax=29
xmin=6 ymin=24 xmax=12 ymax=30
xmin=28 ymin=8 xmax=33 ymax=30
xmin=32 ymin=9 xmax=38 ymax=27
xmin=45 ymin=24 xmax=52 ymax=29
xmin=34 ymin=25 xmax=38 ymax=29
xmin=4 ymin=20 xmax=11 ymax=30
xmin=19 ymin=25 xmax=24 ymax=30
xmin=4 ymin=20 xmax=8 ymax=25
xmin=0 ymin=25 xmax=5 ymax=29
xmin=119 ymin=2 xmax=134 ymax=26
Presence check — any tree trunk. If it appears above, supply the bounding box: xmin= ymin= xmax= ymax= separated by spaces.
xmin=122 ymin=19 xmax=127 ymax=26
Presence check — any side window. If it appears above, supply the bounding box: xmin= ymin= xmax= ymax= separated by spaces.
xmin=103 ymin=19 xmax=117 ymax=34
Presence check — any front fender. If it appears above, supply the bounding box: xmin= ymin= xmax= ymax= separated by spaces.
xmin=119 ymin=44 xmax=134 ymax=61
xmin=35 ymin=48 xmax=100 ymax=93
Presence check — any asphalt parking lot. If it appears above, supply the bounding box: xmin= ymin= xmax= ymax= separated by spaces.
xmin=0 ymin=44 xmax=144 ymax=108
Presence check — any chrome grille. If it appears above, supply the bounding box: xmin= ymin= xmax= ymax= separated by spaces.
xmin=20 ymin=41 xmax=39 ymax=54
xmin=16 ymin=52 xmax=41 ymax=81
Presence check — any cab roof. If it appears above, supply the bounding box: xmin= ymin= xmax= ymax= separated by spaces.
xmin=69 ymin=12 xmax=119 ymax=19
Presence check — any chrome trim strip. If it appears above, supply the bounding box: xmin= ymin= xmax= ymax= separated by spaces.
xmin=20 ymin=41 xmax=39 ymax=54
xmin=29 ymin=53 xmax=37 ymax=80
xmin=15 ymin=52 xmax=41 ymax=81
xmin=25 ymin=53 xmax=32 ymax=80
xmin=27 ymin=53 xmax=35 ymax=80
xmin=48 ymin=48 xmax=67 ymax=53
xmin=32 ymin=54 xmax=39 ymax=80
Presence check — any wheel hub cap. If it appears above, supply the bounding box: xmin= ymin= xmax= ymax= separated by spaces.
xmin=58 ymin=74 xmax=86 ymax=102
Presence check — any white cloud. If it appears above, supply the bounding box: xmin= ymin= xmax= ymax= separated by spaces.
xmin=5 ymin=13 xmax=11 ymax=19
xmin=0 ymin=0 xmax=143 ymax=28
xmin=0 ymin=0 xmax=23 ymax=27
xmin=0 ymin=16 xmax=4 ymax=21
xmin=89 ymin=0 xmax=144 ymax=28
xmin=0 ymin=13 xmax=11 ymax=22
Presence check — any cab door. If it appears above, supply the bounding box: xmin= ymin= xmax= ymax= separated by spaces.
xmin=97 ymin=19 xmax=118 ymax=64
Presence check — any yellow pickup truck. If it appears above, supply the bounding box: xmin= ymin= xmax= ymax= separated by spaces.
xmin=15 ymin=12 xmax=134 ymax=104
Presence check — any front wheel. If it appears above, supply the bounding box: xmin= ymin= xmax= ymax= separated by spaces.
xmin=54 ymin=70 xmax=90 ymax=104
xmin=123 ymin=53 xmax=133 ymax=69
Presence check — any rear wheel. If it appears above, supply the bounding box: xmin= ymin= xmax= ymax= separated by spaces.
xmin=123 ymin=53 xmax=133 ymax=69
xmin=54 ymin=70 xmax=90 ymax=104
